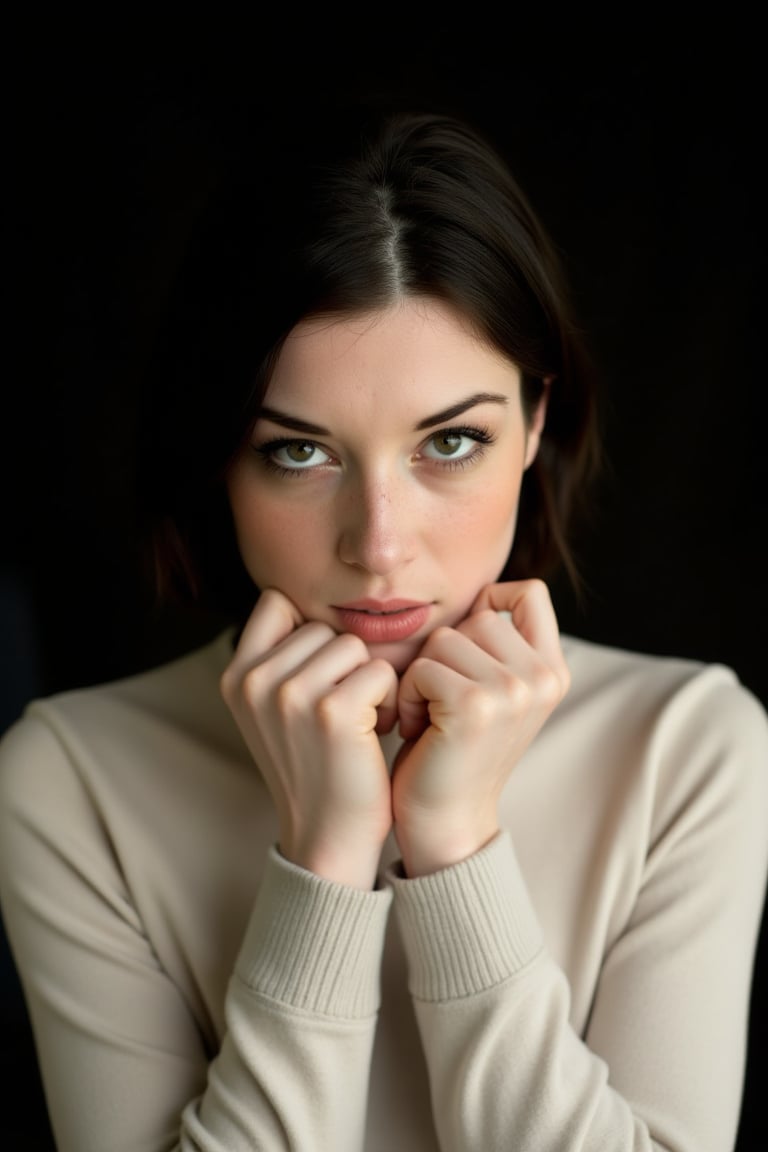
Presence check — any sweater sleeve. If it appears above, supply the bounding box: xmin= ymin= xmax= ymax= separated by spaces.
xmin=186 ymin=847 xmax=391 ymax=1150
xmin=387 ymin=670 xmax=768 ymax=1152
xmin=0 ymin=713 xmax=391 ymax=1152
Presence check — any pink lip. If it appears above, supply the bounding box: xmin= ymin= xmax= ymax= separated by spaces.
xmin=333 ymin=599 xmax=432 ymax=642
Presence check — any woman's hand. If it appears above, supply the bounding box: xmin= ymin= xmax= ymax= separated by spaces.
xmin=393 ymin=580 xmax=570 ymax=877
xmin=220 ymin=589 xmax=399 ymax=890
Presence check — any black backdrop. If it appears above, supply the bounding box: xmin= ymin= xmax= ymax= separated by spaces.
xmin=4 ymin=18 xmax=767 ymax=1150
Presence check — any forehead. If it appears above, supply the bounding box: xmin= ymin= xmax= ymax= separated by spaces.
xmin=265 ymin=298 xmax=521 ymax=417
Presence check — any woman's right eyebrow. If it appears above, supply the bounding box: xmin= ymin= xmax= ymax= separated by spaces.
xmin=257 ymin=407 xmax=331 ymax=435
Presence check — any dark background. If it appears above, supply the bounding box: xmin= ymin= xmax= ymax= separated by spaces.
xmin=4 ymin=17 xmax=766 ymax=1149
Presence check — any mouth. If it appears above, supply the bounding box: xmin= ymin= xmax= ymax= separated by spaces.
xmin=333 ymin=599 xmax=432 ymax=642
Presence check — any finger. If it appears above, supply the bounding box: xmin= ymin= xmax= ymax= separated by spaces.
xmin=397 ymin=656 xmax=469 ymax=741
xmin=319 ymin=658 xmax=400 ymax=739
xmin=454 ymin=608 xmax=550 ymax=672
xmin=243 ymin=619 xmax=341 ymax=688
xmin=456 ymin=610 xmax=569 ymax=708
xmin=272 ymin=632 xmax=375 ymax=709
xmin=398 ymin=624 xmax=536 ymax=741
xmin=375 ymin=682 xmax=400 ymax=736
xmin=412 ymin=624 xmax=507 ymax=681
xmin=469 ymin=580 xmax=567 ymax=680
xmin=222 ymin=588 xmax=310 ymax=702
xmin=232 ymin=587 xmax=306 ymax=665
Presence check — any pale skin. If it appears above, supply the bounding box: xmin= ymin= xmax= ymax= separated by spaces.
xmin=220 ymin=297 xmax=570 ymax=889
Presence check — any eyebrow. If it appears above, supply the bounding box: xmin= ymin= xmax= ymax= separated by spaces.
xmin=257 ymin=408 xmax=330 ymax=435
xmin=414 ymin=392 xmax=509 ymax=430
xmin=258 ymin=392 xmax=509 ymax=436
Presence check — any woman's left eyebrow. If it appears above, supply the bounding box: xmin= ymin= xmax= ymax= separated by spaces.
xmin=414 ymin=392 xmax=509 ymax=430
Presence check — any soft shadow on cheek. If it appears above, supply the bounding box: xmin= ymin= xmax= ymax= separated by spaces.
xmin=243 ymin=509 xmax=325 ymax=595
xmin=456 ymin=499 xmax=519 ymax=571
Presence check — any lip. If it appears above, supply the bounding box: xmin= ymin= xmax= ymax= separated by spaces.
xmin=333 ymin=599 xmax=432 ymax=642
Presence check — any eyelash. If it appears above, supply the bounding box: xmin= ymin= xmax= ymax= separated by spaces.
xmin=419 ymin=425 xmax=496 ymax=470
xmin=252 ymin=424 xmax=496 ymax=479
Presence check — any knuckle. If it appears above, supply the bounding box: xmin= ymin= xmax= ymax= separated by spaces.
xmin=257 ymin=587 xmax=281 ymax=607
xmin=242 ymin=664 xmax=270 ymax=709
xmin=305 ymin=620 xmax=336 ymax=644
xmin=274 ymin=676 xmax=306 ymax=717
xmin=534 ymin=664 xmax=563 ymax=708
xmin=313 ymin=691 xmax=346 ymax=734
xmin=501 ymin=673 xmax=532 ymax=713
xmin=462 ymin=685 xmax=498 ymax=726
xmin=335 ymin=631 xmax=369 ymax=661
xmin=521 ymin=577 xmax=551 ymax=606
xmin=467 ymin=608 xmax=498 ymax=635
xmin=426 ymin=625 xmax=455 ymax=652
xmin=407 ymin=655 xmax=431 ymax=679
xmin=220 ymin=662 xmax=265 ymax=709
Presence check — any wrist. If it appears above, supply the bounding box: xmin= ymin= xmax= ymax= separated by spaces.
xmin=281 ymin=830 xmax=388 ymax=891
xmin=396 ymin=818 xmax=500 ymax=878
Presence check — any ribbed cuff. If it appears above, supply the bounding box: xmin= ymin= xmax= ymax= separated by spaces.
xmin=386 ymin=832 xmax=542 ymax=1002
xmin=236 ymin=845 xmax=392 ymax=1019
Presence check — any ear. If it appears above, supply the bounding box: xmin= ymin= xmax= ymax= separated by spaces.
xmin=523 ymin=377 xmax=551 ymax=470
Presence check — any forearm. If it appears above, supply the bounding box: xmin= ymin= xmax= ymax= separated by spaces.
xmin=389 ymin=833 xmax=724 ymax=1152
xmin=181 ymin=847 xmax=391 ymax=1151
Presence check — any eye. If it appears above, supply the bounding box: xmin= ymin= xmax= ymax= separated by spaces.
xmin=418 ymin=425 xmax=495 ymax=466
xmin=424 ymin=431 xmax=475 ymax=458
xmin=254 ymin=438 xmax=334 ymax=473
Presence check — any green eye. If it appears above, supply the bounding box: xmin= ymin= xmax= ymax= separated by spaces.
xmin=284 ymin=441 xmax=317 ymax=463
xmin=423 ymin=430 xmax=477 ymax=461
xmin=418 ymin=425 xmax=495 ymax=469
xmin=254 ymin=438 xmax=334 ymax=473
xmin=430 ymin=432 xmax=464 ymax=456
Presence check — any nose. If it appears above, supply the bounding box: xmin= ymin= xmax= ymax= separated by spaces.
xmin=337 ymin=473 xmax=414 ymax=575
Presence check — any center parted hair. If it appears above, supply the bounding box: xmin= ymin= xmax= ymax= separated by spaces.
xmin=139 ymin=108 xmax=600 ymax=619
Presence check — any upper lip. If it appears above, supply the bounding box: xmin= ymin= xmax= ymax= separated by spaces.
xmin=334 ymin=598 xmax=431 ymax=612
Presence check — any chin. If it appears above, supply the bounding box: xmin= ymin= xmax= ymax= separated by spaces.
xmin=366 ymin=637 xmax=425 ymax=676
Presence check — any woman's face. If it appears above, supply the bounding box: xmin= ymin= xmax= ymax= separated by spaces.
xmin=226 ymin=297 xmax=545 ymax=673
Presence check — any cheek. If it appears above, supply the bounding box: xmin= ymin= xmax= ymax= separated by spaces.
xmin=444 ymin=478 xmax=520 ymax=566
xmin=227 ymin=473 xmax=319 ymax=584
xmin=429 ymin=484 xmax=519 ymax=627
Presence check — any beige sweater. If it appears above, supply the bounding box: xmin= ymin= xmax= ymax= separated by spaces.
xmin=0 ymin=628 xmax=766 ymax=1151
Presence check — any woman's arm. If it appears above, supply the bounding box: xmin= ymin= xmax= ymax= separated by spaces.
xmin=185 ymin=846 xmax=390 ymax=1150
xmin=389 ymin=668 xmax=768 ymax=1152
xmin=0 ymin=710 xmax=390 ymax=1152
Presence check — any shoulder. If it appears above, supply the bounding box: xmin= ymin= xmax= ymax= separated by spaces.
xmin=558 ymin=633 xmax=768 ymax=836
xmin=0 ymin=627 xmax=243 ymax=821
xmin=561 ymin=631 xmax=767 ymax=736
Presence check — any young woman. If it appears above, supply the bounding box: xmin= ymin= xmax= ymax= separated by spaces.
xmin=1 ymin=109 xmax=766 ymax=1151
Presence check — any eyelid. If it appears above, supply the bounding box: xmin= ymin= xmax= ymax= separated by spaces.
xmin=417 ymin=423 xmax=495 ymax=457
xmin=252 ymin=436 xmax=337 ymax=473
xmin=251 ymin=423 xmax=496 ymax=477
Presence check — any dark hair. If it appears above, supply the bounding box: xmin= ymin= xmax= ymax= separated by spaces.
xmin=138 ymin=108 xmax=600 ymax=621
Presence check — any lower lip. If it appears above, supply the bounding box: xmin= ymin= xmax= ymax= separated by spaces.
xmin=335 ymin=605 xmax=431 ymax=642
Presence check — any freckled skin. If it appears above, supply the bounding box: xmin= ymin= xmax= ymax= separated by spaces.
xmin=222 ymin=296 xmax=563 ymax=886
xmin=226 ymin=297 xmax=544 ymax=673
